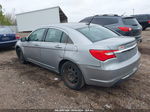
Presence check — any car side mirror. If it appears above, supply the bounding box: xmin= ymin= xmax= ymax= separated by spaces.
xmin=21 ymin=37 xmax=28 ymax=42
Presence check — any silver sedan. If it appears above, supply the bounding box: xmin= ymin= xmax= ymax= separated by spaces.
xmin=16 ymin=23 xmax=141 ymax=90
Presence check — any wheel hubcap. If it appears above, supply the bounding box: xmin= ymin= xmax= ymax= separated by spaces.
xmin=64 ymin=65 xmax=78 ymax=84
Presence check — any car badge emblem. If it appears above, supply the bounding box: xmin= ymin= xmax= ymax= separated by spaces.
xmin=118 ymin=46 xmax=125 ymax=50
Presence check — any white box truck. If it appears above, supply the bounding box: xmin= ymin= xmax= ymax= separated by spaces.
xmin=16 ymin=6 xmax=68 ymax=32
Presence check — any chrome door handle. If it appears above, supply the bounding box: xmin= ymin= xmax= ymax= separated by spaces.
xmin=55 ymin=45 xmax=62 ymax=48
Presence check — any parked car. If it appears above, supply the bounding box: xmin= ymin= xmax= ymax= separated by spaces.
xmin=80 ymin=15 xmax=142 ymax=42
xmin=132 ymin=14 xmax=150 ymax=30
xmin=0 ymin=26 xmax=18 ymax=48
xmin=16 ymin=23 xmax=140 ymax=90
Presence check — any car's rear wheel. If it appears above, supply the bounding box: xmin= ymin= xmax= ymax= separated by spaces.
xmin=142 ymin=27 xmax=146 ymax=31
xmin=61 ymin=61 xmax=85 ymax=90
xmin=16 ymin=48 xmax=27 ymax=64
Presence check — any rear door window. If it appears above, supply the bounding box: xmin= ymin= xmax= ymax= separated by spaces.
xmin=92 ymin=18 xmax=118 ymax=25
xmin=122 ymin=18 xmax=139 ymax=25
xmin=61 ymin=33 xmax=73 ymax=44
xmin=0 ymin=27 xmax=13 ymax=34
xmin=45 ymin=28 xmax=63 ymax=43
xmin=45 ymin=28 xmax=73 ymax=44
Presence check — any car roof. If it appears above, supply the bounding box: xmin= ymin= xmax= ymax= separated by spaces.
xmin=0 ymin=26 xmax=11 ymax=28
xmin=43 ymin=23 xmax=91 ymax=29
xmin=83 ymin=15 xmax=134 ymax=19
xmin=85 ymin=15 xmax=121 ymax=19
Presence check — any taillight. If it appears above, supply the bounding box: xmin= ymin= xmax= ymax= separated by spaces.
xmin=118 ymin=27 xmax=132 ymax=32
xmin=89 ymin=50 xmax=118 ymax=61
xmin=148 ymin=20 xmax=150 ymax=24
xmin=16 ymin=33 xmax=20 ymax=39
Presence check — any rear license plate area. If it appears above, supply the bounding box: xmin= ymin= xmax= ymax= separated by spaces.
xmin=1 ymin=37 xmax=10 ymax=41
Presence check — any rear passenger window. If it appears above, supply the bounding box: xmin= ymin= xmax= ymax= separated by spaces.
xmin=45 ymin=28 xmax=63 ymax=42
xmin=61 ymin=33 xmax=68 ymax=43
xmin=92 ymin=18 xmax=118 ymax=25
xmin=61 ymin=33 xmax=73 ymax=44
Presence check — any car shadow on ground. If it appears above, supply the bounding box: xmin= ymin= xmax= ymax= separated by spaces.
xmin=13 ymin=58 xmax=62 ymax=88
xmin=145 ymin=28 xmax=150 ymax=31
xmin=6 ymin=55 xmax=133 ymax=92
xmin=139 ymin=47 xmax=150 ymax=55
xmin=9 ymin=57 xmax=117 ymax=91
xmin=81 ymin=80 xmax=128 ymax=92
xmin=8 ymin=56 xmax=148 ymax=109
xmin=18 ymin=59 xmax=128 ymax=92
xmin=0 ymin=48 xmax=142 ymax=95
xmin=0 ymin=47 xmax=15 ymax=53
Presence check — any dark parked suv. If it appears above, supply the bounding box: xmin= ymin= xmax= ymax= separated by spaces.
xmin=80 ymin=15 xmax=142 ymax=42
xmin=132 ymin=14 xmax=150 ymax=30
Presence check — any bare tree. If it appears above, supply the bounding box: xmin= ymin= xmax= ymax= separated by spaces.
xmin=5 ymin=9 xmax=17 ymax=25
xmin=0 ymin=4 xmax=16 ymax=25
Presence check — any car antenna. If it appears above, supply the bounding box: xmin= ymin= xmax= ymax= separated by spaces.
xmin=87 ymin=15 xmax=99 ymax=26
xmin=121 ymin=12 xmax=126 ymax=16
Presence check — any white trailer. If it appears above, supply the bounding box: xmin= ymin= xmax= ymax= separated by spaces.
xmin=16 ymin=6 xmax=68 ymax=32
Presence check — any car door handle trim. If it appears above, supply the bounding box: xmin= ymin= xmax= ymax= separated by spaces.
xmin=34 ymin=44 xmax=39 ymax=46
xmin=55 ymin=45 xmax=62 ymax=48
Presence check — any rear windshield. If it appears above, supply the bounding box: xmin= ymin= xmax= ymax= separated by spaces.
xmin=122 ymin=18 xmax=139 ymax=25
xmin=92 ymin=18 xmax=119 ymax=25
xmin=77 ymin=26 xmax=119 ymax=42
xmin=80 ymin=17 xmax=119 ymax=25
xmin=0 ymin=27 xmax=13 ymax=34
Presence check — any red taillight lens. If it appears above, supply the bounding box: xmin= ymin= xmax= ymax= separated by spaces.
xmin=16 ymin=36 xmax=20 ymax=39
xmin=118 ymin=27 xmax=132 ymax=32
xmin=148 ymin=20 xmax=150 ymax=24
xmin=89 ymin=50 xmax=118 ymax=61
xmin=16 ymin=33 xmax=20 ymax=39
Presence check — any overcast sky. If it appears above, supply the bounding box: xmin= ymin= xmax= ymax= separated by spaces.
xmin=0 ymin=0 xmax=150 ymax=22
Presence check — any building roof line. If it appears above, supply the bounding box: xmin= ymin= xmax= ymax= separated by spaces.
xmin=16 ymin=6 xmax=60 ymax=15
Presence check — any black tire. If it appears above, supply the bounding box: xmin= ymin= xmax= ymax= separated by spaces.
xmin=61 ymin=61 xmax=85 ymax=90
xmin=142 ymin=27 xmax=146 ymax=31
xmin=16 ymin=48 xmax=27 ymax=64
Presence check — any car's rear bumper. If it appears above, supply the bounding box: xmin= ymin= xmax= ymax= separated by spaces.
xmin=79 ymin=52 xmax=141 ymax=87
xmin=0 ymin=40 xmax=17 ymax=48
xmin=135 ymin=35 xmax=142 ymax=43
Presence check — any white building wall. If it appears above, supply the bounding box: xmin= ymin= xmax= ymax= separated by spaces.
xmin=16 ymin=7 xmax=60 ymax=32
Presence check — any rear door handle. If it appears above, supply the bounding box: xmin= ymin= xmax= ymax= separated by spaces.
xmin=55 ymin=45 xmax=62 ymax=48
xmin=33 ymin=44 xmax=39 ymax=47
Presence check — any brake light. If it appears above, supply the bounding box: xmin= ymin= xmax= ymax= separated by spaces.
xmin=16 ymin=33 xmax=20 ymax=39
xmin=89 ymin=50 xmax=118 ymax=61
xmin=148 ymin=20 xmax=150 ymax=24
xmin=118 ymin=27 xmax=132 ymax=32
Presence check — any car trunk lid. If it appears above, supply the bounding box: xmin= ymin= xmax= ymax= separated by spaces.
xmin=93 ymin=37 xmax=137 ymax=62
xmin=0 ymin=34 xmax=16 ymax=42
